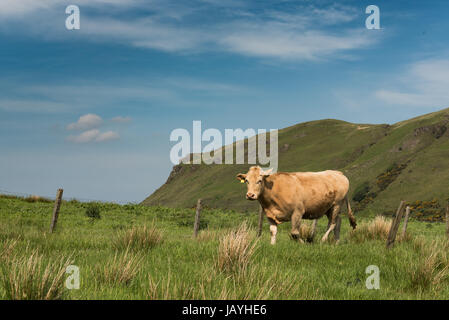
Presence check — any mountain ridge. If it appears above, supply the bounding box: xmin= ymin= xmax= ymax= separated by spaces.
xmin=143 ymin=107 xmax=449 ymax=216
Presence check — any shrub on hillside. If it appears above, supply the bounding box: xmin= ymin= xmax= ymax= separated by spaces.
xmin=352 ymin=181 xmax=371 ymax=203
xmin=85 ymin=203 xmax=101 ymax=219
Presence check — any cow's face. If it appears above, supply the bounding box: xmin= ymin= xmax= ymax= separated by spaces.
xmin=236 ymin=166 xmax=272 ymax=200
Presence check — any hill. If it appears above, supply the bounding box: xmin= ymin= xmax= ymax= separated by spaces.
xmin=142 ymin=108 xmax=449 ymax=217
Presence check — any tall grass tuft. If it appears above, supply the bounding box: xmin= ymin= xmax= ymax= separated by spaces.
xmin=0 ymin=249 xmax=72 ymax=300
xmin=113 ymin=224 xmax=163 ymax=251
xmin=409 ymin=237 xmax=449 ymax=291
xmin=146 ymin=272 xmax=196 ymax=299
xmin=349 ymin=216 xmax=392 ymax=243
xmin=99 ymin=248 xmax=143 ymax=286
xmin=0 ymin=239 xmax=18 ymax=261
xmin=216 ymin=223 xmax=258 ymax=274
xmin=195 ymin=229 xmax=219 ymax=242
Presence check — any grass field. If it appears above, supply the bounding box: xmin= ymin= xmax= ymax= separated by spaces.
xmin=1 ymin=195 xmax=449 ymax=300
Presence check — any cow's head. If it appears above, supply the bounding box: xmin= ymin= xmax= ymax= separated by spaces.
xmin=236 ymin=166 xmax=273 ymax=200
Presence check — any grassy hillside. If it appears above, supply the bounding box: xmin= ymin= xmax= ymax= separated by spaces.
xmin=143 ymin=108 xmax=449 ymax=217
xmin=2 ymin=196 xmax=449 ymax=300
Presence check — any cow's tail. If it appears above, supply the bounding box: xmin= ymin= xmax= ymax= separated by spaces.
xmin=345 ymin=196 xmax=357 ymax=229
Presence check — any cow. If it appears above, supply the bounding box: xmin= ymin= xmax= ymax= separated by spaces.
xmin=236 ymin=166 xmax=356 ymax=245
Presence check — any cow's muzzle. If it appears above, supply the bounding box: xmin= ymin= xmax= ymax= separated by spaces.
xmin=246 ymin=193 xmax=257 ymax=200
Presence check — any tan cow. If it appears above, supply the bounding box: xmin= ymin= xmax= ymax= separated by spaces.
xmin=236 ymin=166 xmax=356 ymax=244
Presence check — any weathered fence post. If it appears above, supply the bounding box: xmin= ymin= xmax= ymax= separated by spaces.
xmin=401 ymin=206 xmax=411 ymax=239
xmin=50 ymin=188 xmax=63 ymax=233
xmin=257 ymin=205 xmax=264 ymax=237
xmin=386 ymin=200 xmax=406 ymax=249
xmin=193 ymin=199 xmax=202 ymax=238
xmin=446 ymin=202 xmax=449 ymax=238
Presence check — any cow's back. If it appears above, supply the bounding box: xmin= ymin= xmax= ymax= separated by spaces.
xmin=264 ymin=170 xmax=349 ymax=220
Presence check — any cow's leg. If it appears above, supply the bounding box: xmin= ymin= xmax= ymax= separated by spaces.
xmin=321 ymin=223 xmax=336 ymax=242
xmin=268 ymin=218 xmax=278 ymax=245
xmin=333 ymin=215 xmax=342 ymax=244
xmin=290 ymin=209 xmax=305 ymax=243
xmin=321 ymin=204 xmax=341 ymax=243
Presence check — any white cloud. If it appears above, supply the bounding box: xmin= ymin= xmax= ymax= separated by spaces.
xmin=375 ymin=58 xmax=449 ymax=108
xmin=96 ymin=131 xmax=120 ymax=142
xmin=218 ymin=27 xmax=373 ymax=60
xmin=66 ymin=129 xmax=120 ymax=143
xmin=65 ymin=113 xmax=122 ymax=143
xmin=67 ymin=114 xmax=103 ymax=130
xmin=67 ymin=129 xmax=100 ymax=143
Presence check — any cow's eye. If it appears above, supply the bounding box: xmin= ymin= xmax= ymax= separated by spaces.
xmin=245 ymin=179 xmax=249 ymax=184
xmin=257 ymin=180 xmax=262 ymax=184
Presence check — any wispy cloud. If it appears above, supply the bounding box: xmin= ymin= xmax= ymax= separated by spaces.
xmin=0 ymin=1 xmax=380 ymax=61
xmin=66 ymin=128 xmax=120 ymax=143
xmin=375 ymin=58 xmax=449 ymax=108
xmin=0 ymin=99 xmax=66 ymax=113
xmin=111 ymin=116 xmax=132 ymax=123
xmin=67 ymin=113 xmax=103 ymax=130
xmin=0 ymin=78 xmax=247 ymax=114
xmin=0 ymin=0 xmax=141 ymax=18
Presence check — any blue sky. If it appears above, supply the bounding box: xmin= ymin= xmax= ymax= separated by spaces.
xmin=1 ymin=0 xmax=449 ymax=202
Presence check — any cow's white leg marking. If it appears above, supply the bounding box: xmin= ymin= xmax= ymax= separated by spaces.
xmin=268 ymin=219 xmax=278 ymax=245
xmin=321 ymin=204 xmax=341 ymax=243
xmin=321 ymin=223 xmax=336 ymax=242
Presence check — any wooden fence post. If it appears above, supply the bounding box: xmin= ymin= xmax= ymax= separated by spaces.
xmin=193 ymin=199 xmax=202 ymax=238
xmin=401 ymin=206 xmax=411 ymax=239
xmin=50 ymin=188 xmax=63 ymax=233
xmin=446 ymin=202 xmax=449 ymax=238
xmin=386 ymin=200 xmax=406 ymax=249
xmin=257 ymin=205 xmax=264 ymax=237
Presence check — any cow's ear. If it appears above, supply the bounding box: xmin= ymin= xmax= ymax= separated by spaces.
xmin=260 ymin=168 xmax=273 ymax=176
xmin=236 ymin=173 xmax=247 ymax=182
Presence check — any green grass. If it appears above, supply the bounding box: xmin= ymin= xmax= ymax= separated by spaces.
xmin=2 ymin=196 xmax=449 ymax=299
